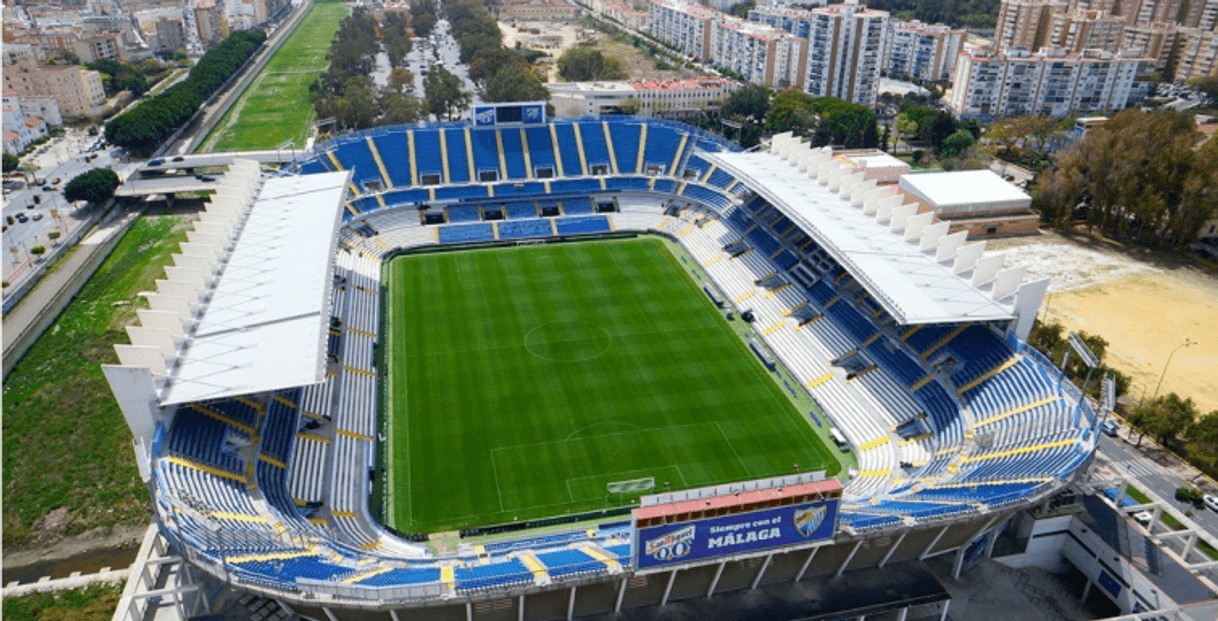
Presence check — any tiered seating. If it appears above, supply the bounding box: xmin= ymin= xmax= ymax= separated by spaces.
xmin=470 ymin=129 xmax=500 ymax=179
xmin=438 ymin=223 xmax=495 ymax=244
xmin=413 ymin=130 xmax=444 ymax=180
xmin=552 ymin=123 xmax=584 ymax=175
xmin=937 ymin=325 xmax=1011 ymax=386
xmin=609 ymin=123 xmax=643 ymax=174
xmin=231 ymin=554 xmax=354 ymax=583
xmin=447 ymin=205 xmax=481 ymax=223
xmin=556 ymin=216 xmax=610 ymax=235
xmin=523 ymin=126 xmax=557 ymax=175
xmin=371 ymin=134 xmax=413 ymax=187
xmin=537 ymin=549 xmax=605 ymax=578
xmin=561 ymin=199 xmax=594 ymax=215
xmin=332 ymin=141 xmax=380 ymax=188
xmin=356 ymin=566 xmax=442 ymax=587
xmin=167 ymin=407 xmax=247 ymax=475
xmin=484 ymin=530 xmax=591 ymax=554
xmin=504 ymin=201 xmax=537 ymax=219
xmin=454 ymin=559 xmax=532 ymax=592
xmin=682 ymin=184 xmax=731 ymax=209
xmin=434 ymin=185 xmax=489 ymax=202
xmin=578 ymin=121 xmax=611 ymax=170
xmin=499 ymin=219 xmax=552 ymax=240
xmin=500 ymin=129 xmax=528 ymax=179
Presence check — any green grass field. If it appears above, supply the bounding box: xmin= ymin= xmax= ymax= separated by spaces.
xmin=382 ymin=238 xmax=840 ymax=534
xmin=2 ymin=214 xmax=189 ymax=547
xmin=200 ymin=2 xmax=348 ymax=152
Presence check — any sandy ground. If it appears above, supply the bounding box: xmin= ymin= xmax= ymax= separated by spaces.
xmin=500 ymin=20 xmax=685 ymax=83
xmin=987 ymin=232 xmax=1218 ymax=414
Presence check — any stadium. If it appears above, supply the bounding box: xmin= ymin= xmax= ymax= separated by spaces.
xmin=104 ymin=107 xmax=1098 ymax=621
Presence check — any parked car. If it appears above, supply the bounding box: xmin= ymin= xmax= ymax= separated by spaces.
xmin=51 ymin=177 xmax=61 ymax=185
xmin=172 ymin=156 xmax=185 ymax=162
xmin=1132 ymin=510 xmax=1152 ymax=526
xmin=1192 ymin=237 xmax=1218 ymax=260
xmin=1101 ymin=420 xmax=1118 ymax=436
xmin=31 ymin=212 xmax=43 ymax=221
xmin=15 ymin=213 xmax=28 ymax=223
xmin=148 ymin=158 xmax=165 ymax=166
xmin=1205 ymin=495 xmax=1218 ymax=512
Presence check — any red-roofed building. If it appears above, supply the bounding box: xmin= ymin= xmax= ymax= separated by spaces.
xmin=549 ymin=76 xmax=738 ymax=117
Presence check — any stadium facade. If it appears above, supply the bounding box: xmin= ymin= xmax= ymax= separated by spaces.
xmin=104 ymin=112 xmax=1101 ymax=621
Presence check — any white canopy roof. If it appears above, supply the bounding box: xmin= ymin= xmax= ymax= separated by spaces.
xmin=162 ymin=172 xmax=349 ymax=405
xmin=899 ymin=170 xmax=1029 ymax=208
xmin=706 ymin=151 xmax=1015 ymax=325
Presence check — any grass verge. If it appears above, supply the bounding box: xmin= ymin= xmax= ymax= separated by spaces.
xmin=2 ymin=215 xmax=189 ymax=548
xmin=1 ymin=583 xmax=123 ymax=621
xmin=200 ymin=2 xmax=348 ymax=151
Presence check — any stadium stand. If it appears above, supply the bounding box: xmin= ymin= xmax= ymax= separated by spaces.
xmin=141 ymin=118 xmax=1097 ymax=611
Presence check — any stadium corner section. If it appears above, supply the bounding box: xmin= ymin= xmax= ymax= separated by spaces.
xmin=370 ymin=234 xmax=850 ymax=539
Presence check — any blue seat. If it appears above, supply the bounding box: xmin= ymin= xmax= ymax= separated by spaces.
xmin=500 ymin=129 xmax=528 ymax=179
xmin=370 ymin=134 xmax=413 ymax=187
xmin=523 ymin=126 xmax=557 ymax=176
xmin=447 ymin=205 xmax=482 ymax=223
xmin=444 ymin=128 xmax=471 ymax=184
xmin=609 ymin=122 xmax=644 ymax=174
xmin=556 ymin=216 xmax=610 ymax=235
xmin=358 ymin=566 xmax=442 ymax=587
xmin=490 ymin=181 xmax=549 ymax=198
xmin=578 ymin=121 xmax=611 ymax=171
xmin=435 ymin=186 xmax=489 ymax=202
xmin=499 ymin=219 xmax=552 ymax=240
xmin=413 ymin=130 xmax=444 ymax=180
xmin=552 ymin=124 xmax=584 ymax=175
xmin=537 ymin=549 xmax=603 ymax=578
xmin=505 ymin=202 xmax=538 ymax=219
xmin=438 ymin=223 xmax=494 ymax=244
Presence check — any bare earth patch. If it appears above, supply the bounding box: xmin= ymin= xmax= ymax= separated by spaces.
xmin=987 ymin=231 xmax=1218 ymax=413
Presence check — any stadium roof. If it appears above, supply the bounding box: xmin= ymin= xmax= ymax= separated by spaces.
xmin=706 ymin=151 xmax=1016 ymax=325
xmin=161 ymin=172 xmax=348 ymax=405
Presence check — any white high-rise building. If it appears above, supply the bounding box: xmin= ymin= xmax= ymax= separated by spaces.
xmin=802 ymin=1 xmax=888 ymax=106
xmin=884 ymin=19 xmax=965 ymax=83
xmin=948 ymin=47 xmax=1155 ymax=119
xmin=710 ymin=18 xmax=808 ymax=88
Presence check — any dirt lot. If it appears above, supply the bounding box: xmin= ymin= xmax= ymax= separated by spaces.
xmin=499 ymin=20 xmax=685 ymax=83
xmin=988 ymin=232 xmax=1218 ymax=414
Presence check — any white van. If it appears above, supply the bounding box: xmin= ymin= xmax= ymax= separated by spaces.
xmin=829 ymin=428 xmax=850 ymax=452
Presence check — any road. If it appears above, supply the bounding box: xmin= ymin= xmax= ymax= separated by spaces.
xmin=410 ymin=17 xmax=481 ymax=118
xmin=1097 ymin=430 xmax=1218 ymax=535
xmin=2 ymin=129 xmax=137 ymax=288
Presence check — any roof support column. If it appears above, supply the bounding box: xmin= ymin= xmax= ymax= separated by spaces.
xmin=661 ymin=568 xmax=678 ymax=606
xmin=920 ymin=525 xmax=951 ymax=560
xmin=795 ymin=546 xmax=819 ymax=582
xmin=707 ymin=560 xmax=727 ymax=597
xmin=566 ymin=586 xmax=577 ymax=621
xmin=614 ymin=577 xmax=628 ymax=612
xmin=751 ymin=553 xmax=773 ymax=589
xmin=939 ymin=599 xmax=951 ymax=621
xmin=518 ymin=594 xmax=525 ymax=621
xmin=880 ymin=530 xmax=909 ymax=568
xmin=466 ymin=602 xmax=473 ymax=621
xmin=837 ymin=539 xmax=864 ymax=577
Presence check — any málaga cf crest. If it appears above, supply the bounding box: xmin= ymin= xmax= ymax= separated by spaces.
xmin=793 ymin=505 xmax=827 ymax=539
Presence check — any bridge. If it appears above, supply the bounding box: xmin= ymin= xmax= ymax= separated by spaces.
xmin=116 ymin=150 xmax=300 ymax=198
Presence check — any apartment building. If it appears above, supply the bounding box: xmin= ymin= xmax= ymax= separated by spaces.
xmin=1121 ymin=21 xmax=1179 ymax=78
xmin=2 ymin=58 xmax=106 ymax=119
xmin=194 ymin=2 xmax=229 ymax=49
xmin=1049 ymin=9 xmax=1125 ymax=51
xmin=995 ymin=0 xmax=1063 ymax=50
xmin=649 ymin=0 xmax=719 ymax=61
xmin=1175 ymin=28 xmax=1218 ymax=80
xmin=949 ymin=47 xmax=1154 ymax=119
xmin=884 ymin=19 xmax=964 ymax=82
xmin=2 ymin=96 xmax=49 ymax=154
xmin=549 ymin=76 xmax=738 ymax=117
xmin=711 ymin=18 xmax=807 ymax=87
xmin=802 ymin=1 xmax=888 ymax=107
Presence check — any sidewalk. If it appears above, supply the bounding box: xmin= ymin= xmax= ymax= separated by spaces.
xmin=2 ymin=209 xmax=140 ymax=376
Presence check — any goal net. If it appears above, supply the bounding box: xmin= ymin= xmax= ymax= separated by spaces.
xmin=607 ymin=477 xmax=656 ymax=495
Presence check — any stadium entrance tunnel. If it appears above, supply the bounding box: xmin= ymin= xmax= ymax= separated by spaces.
xmin=524 ymin=321 xmax=614 ymax=362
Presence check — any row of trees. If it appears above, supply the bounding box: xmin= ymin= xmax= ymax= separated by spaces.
xmin=447 ymin=0 xmax=503 ymax=65
xmin=1032 ymin=109 xmax=1218 ymax=250
xmin=864 ymin=0 xmax=1001 ymax=29
xmin=105 ymin=29 xmax=266 ymax=153
xmin=63 ymin=168 xmax=121 ymax=204
xmin=312 ymin=8 xmax=426 ymax=129
xmin=717 ymin=85 xmax=881 ymax=150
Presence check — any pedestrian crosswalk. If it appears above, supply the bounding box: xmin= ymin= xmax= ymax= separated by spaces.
xmin=1117 ymin=459 xmax=1159 ymax=478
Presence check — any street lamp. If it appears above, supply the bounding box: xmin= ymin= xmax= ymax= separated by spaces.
xmin=1152 ymin=338 xmax=1196 ymax=401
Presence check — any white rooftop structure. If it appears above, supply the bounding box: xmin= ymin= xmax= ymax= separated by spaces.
xmin=705 ymin=138 xmax=1038 ymax=326
xmin=160 ymin=171 xmax=349 ymax=405
xmin=899 ymin=170 xmax=1031 ymax=217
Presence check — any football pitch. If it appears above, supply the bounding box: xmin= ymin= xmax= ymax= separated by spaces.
xmin=382 ymin=237 xmax=840 ymax=534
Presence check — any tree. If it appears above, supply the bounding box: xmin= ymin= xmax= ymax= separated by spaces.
xmin=411 ymin=0 xmax=438 ymax=38
xmin=1031 ymin=109 xmax=1217 ymax=248
xmin=1130 ymin=393 xmax=1198 ymax=448
xmin=30 ymin=246 xmax=45 ymax=257
xmin=484 ymin=64 xmax=549 ymax=103
xmin=381 ymin=12 xmax=413 ymax=68
xmin=927 ymin=111 xmax=959 ymax=153
xmin=721 ymin=84 xmax=770 ymax=123
xmin=63 ymin=168 xmax=120 ymax=204
xmin=2 ymin=153 xmax=18 ymax=172
xmin=388 ymin=68 xmax=414 ymax=94
xmin=811 ymin=97 xmax=879 ymax=148
xmin=378 ymin=90 xmax=425 ymax=125
xmin=618 ymin=97 xmax=641 ymax=116
xmin=764 ymin=90 xmax=816 ymax=134
xmin=557 ymin=48 xmax=625 ymax=82
xmin=424 ymin=64 xmax=471 ymax=121
xmin=940 ymin=129 xmax=976 ymax=158
xmin=1184 ymin=411 xmax=1218 ymax=477
xmin=1187 ymin=76 xmax=1218 ymax=101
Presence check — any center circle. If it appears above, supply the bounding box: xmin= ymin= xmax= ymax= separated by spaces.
xmin=524 ymin=321 xmax=613 ymax=362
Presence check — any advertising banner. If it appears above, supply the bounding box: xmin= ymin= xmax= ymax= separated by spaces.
xmin=635 ymin=500 xmax=837 ymax=569
xmin=473 ymin=106 xmax=497 ymax=126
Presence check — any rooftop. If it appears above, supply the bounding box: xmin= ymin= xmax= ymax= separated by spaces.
xmin=899 ymin=170 xmax=1029 ymax=207
xmin=706 ymin=150 xmax=1019 ymax=325
xmin=161 ymin=171 xmax=348 ymax=405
